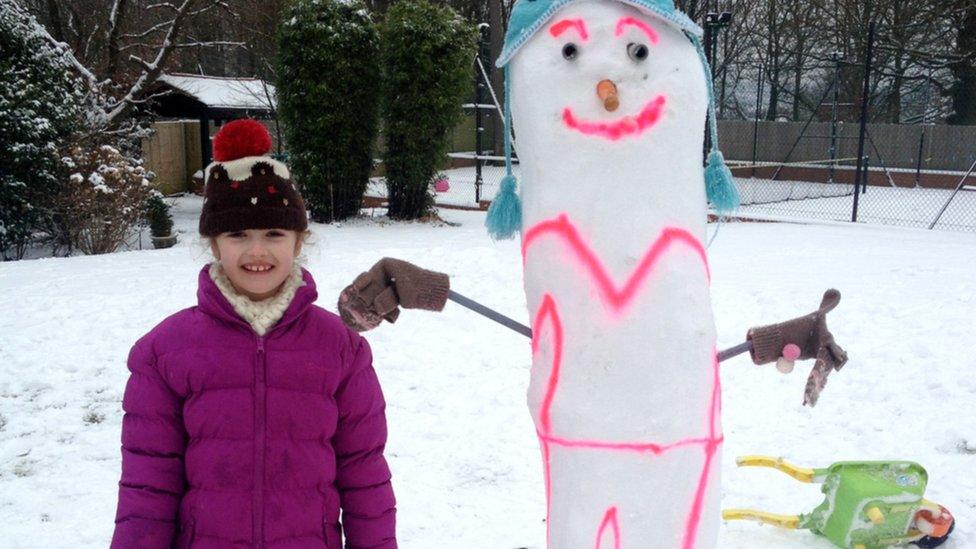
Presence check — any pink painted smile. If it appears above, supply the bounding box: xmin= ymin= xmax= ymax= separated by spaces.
xmin=562 ymin=95 xmax=666 ymax=141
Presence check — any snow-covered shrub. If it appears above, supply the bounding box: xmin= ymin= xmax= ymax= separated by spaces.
xmin=276 ymin=0 xmax=381 ymax=222
xmin=381 ymin=0 xmax=477 ymax=220
xmin=0 ymin=1 xmax=86 ymax=260
xmin=57 ymin=145 xmax=154 ymax=255
xmin=145 ymin=194 xmax=174 ymax=238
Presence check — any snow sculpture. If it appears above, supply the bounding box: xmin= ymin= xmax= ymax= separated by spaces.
xmin=485 ymin=0 xmax=739 ymax=547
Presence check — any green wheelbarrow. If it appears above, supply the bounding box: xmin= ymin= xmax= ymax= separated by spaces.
xmin=724 ymin=456 xmax=955 ymax=549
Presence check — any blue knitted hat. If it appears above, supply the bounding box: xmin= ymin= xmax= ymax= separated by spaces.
xmin=485 ymin=0 xmax=739 ymax=240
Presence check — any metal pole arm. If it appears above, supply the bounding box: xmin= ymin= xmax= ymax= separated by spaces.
xmin=447 ymin=290 xmax=753 ymax=362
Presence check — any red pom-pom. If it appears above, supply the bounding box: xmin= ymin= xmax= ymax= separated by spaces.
xmin=212 ymin=119 xmax=272 ymax=162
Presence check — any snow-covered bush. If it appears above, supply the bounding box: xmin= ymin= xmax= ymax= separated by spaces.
xmin=145 ymin=194 xmax=174 ymax=239
xmin=276 ymin=0 xmax=381 ymax=222
xmin=57 ymin=145 xmax=154 ymax=255
xmin=0 ymin=1 xmax=86 ymax=260
xmin=381 ymin=0 xmax=477 ymax=220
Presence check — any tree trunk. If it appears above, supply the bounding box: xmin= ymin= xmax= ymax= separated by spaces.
xmin=105 ymin=0 xmax=129 ymax=81
xmin=44 ymin=0 xmax=64 ymax=42
xmin=948 ymin=4 xmax=976 ymax=125
xmin=792 ymin=42 xmax=803 ymax=121
xmin=890 ymin=57 xmax=905 ymax=123
xmin=765 ymin=0 xmax=780 ymax=121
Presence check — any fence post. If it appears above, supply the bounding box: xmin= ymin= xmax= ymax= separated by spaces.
xmin=702 ymin=11 xmax=732 ymax=157
xmin=914 ymin=129 xmax=925 ymax=188
xmin=851 ymin=20 xmax=876 ymax=223
xmin=861 ymin=155 xmax=869 ymax=194
xmin=474 ymin=23 xmax=489 ymax=204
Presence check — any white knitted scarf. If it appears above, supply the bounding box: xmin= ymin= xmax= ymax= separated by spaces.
xmin=209 ymin=261 xmax=306 ymax=336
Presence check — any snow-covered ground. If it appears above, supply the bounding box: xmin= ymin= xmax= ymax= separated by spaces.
xmin=1 ymin=195 xmax=974 ymax=548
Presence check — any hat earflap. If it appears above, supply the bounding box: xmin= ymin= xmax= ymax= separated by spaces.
xmin=486 ymin=66 xmax=523 ymax=240
xmin=691 ymin=34 xmax=740 ymax=214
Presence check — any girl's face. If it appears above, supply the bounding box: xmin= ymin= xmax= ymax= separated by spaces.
xmin=211 ymin=229 xmax=303 ymax=301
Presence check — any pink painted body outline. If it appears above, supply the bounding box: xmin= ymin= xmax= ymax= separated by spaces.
xmin=562 ymin=95 xmax=667 ymax=141
xmin=596 ymin=507 xmax=621 ymax=549
xmin=539 ymin=433 xmax=721 ymax=455
xmin=525 ymin=214 xmax=721 ymax=549
xmin=532 ymin=295 xmax=564 ymax=435
xmin=549 ymin=18 xmax=589 ymax=40
xmin=614 ymin=16 xmax=660 ymax=44
xmin=522 ymin=213 xmax=710 ymax=317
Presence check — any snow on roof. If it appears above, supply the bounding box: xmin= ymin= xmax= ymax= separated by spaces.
xmin=157 ymin=73 xmax=276 ymax=111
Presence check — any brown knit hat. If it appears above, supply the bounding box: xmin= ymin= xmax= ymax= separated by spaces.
xmin=199 ymin=119 xmax=307 ymax=237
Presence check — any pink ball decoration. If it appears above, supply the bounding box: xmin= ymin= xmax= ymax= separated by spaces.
xmin=434 ymin=178 xmax=450 ymax=193
xmin=782 ymin=343 xmax=801 ymax=361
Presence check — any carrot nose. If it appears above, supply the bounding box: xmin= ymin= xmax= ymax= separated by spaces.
xmin=597 ymin=80 xmax=619 ymax=112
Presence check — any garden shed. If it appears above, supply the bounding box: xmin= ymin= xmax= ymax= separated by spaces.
xmin=144 ymin=74 xmax=278 ymax=193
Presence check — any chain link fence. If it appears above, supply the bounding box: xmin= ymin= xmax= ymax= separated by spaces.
xmin=721 ymin=120 xmax=976 ymax=232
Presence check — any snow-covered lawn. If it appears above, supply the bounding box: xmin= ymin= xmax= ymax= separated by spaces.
xmin=1 ymin=195 xmax=974 ymax=548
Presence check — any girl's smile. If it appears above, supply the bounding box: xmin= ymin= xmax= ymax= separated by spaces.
xmin=211 ymin=229 xmax=302 ymax=300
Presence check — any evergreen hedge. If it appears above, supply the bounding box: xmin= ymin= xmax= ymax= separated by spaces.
xmin=146 ymin=194 xmax=174 ymax=238
xmin=381 ymin=0 xmax=477 ymax=220
xmin=0 ymin=2 xmax=85 ymax=259
xmin=276 ymin=0 xmax=381 ymax=223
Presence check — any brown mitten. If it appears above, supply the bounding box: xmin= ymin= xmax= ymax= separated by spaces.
xmin=338 ymin=258 xmax=450 ymax=332
xmin=746 ymin=289 xmax=849 ymax=406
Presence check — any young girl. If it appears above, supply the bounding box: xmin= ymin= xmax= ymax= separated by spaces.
xmin=111 ymin=120 xmax=397 ymax=549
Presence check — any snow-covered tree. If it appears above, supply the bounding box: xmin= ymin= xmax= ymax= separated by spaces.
xmin=0 ymin=1 xmax=86 ymax=260
xmin=276 ymin=0 xmax=381 ymax=222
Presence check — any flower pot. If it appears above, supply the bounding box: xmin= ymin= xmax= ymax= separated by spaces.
xmin=151 ymin=233 xmax=178 ymax=249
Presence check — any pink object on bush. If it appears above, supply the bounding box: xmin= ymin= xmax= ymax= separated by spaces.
xmin=782 ymin=343 xmax=801 ymax=361
xmin=434 ymin=178 xmax=450 ymax=192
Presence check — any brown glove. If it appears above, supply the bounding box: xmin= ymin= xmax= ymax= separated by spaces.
xmin=746 ymin=289 xmax=848 ymax=407
xmin=337 ymin=258 xmax=450 ymax=332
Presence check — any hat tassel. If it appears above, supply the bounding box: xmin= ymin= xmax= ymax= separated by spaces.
xmin=486 ymin=173 xmax=522 ymax=240
xmin=692 ymin=34 xmax=740 ymax=214
xmin=705 ymin=150 xmax=739 ymax=213
xmin=486 ymin=66 xmax=522 ymax=240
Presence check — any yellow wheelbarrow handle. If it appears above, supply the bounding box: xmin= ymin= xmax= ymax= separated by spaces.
xmin=736 ymin=455 xmax=818 ymax=483
xmin=722 ymin=508 xmax=801 ymax=529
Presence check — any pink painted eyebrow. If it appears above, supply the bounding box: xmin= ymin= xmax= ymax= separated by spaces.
xmin=615 ymin=17 xmax=659 ymax=44
xmin=549 ymin=18 xmax=588 ymax=40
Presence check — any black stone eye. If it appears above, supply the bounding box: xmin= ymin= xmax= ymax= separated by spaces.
xmin=627 ymin=42 xmax=649 ymax=61
xmin=562 ymin=43 xmax=578 ymax=60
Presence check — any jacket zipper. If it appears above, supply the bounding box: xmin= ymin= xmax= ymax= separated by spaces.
xmin=254 ymin=336 xmax=266 ymax=548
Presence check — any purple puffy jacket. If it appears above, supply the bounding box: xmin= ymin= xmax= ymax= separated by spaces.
xmin=111 ymin=266 xmax=396 ymax=548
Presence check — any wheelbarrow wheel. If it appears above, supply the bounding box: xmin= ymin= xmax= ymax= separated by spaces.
xmin=914 ymin=519 xmax=955 ymax=548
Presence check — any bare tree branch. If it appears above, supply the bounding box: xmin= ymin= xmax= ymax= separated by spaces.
xmin=120 ymin=21 xmax=172 ymax=40
xmin=173 ymin=40 xmax=246 ymax=48
xmin=104 ymin=0 xmax=199 ymax=125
